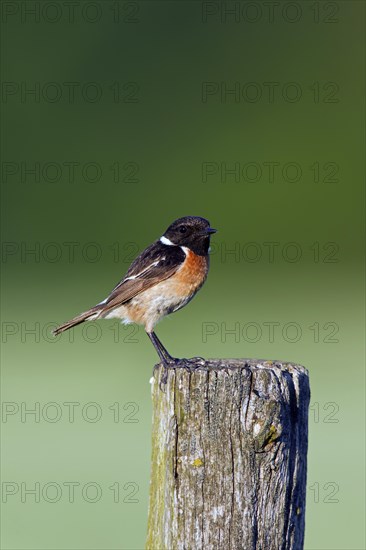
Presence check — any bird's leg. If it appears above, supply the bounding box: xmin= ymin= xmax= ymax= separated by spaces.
xmin=147 ymin=332 xmax=199 ymax=388
xmin=146 ymin=331 xmax=175 ymax=364
xmin=146 ymin=331 xmax=179 ymax=387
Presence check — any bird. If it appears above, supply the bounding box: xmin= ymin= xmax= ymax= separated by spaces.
xmin=53 ymin=216 xmax=216 ymax=367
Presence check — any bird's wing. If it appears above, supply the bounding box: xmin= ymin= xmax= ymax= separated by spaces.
xmin=99 ymin=242 xmax=185 ymax=312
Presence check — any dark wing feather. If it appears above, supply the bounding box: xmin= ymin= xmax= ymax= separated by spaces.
xmin=99 ymin=242 xmax=185 ymax=312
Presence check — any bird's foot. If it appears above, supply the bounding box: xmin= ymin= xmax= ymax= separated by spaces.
xmin=190 ymin=356 xmax=206 ymax=366
xmin=154 ymin=356 xmax=178 ymax=390
xmin=178 ymin=357 xmax=199 ymax=374
xmin=155 ymin=356 xmax=207 ymax=391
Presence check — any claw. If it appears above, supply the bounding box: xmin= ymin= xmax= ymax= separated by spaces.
xmin=157 ymin=357 xmax=178 ymax=391
xmin=155 ymin=356 xmax=206 ymax=391
xmin=159 ymin=366 xmax=168 ymax=391
xmin=190 ymin=356 xmax=206 ymax=366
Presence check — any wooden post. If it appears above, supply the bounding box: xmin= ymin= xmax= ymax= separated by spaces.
xmin=146 ymin=358 xmax=310 ymax=550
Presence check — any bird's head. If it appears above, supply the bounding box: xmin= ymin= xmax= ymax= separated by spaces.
xmin=161 ymin=216 xmax=217 ymax=255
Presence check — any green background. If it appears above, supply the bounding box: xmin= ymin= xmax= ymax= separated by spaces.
xmin=1 ymin=1 xmax=365 ymax=548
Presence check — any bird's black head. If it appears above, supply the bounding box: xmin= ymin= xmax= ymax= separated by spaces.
xmin=162 ymin=216 xmax=217 ymax=256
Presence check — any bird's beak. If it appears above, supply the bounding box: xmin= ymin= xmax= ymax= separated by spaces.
xmin=198 ymin=227 xmax=217 ymax=236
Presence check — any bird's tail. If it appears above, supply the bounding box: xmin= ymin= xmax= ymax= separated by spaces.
xmin=53 ymin=305 xmax=102 ymax=336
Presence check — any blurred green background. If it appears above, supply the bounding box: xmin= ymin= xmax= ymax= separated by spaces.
xmin=1 ymin=1 xmax=364 ymax=548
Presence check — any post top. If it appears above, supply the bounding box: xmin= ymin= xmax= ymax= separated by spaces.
xmin=154 ymin=357 xmax=308 ymax=377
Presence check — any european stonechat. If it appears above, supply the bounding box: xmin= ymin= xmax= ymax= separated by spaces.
xmin=53 ymin=216 xmax=216 ymax=366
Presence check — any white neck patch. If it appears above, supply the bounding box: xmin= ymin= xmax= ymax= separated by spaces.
xmin=160 ymin=236 xmax=175 ymax=246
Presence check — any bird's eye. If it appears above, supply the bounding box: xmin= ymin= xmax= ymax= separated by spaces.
xmin=179 ymin=225 xmax=187 ymax=233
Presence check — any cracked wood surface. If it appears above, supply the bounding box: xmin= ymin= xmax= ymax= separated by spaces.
xmin=146 ymin=358 xmax=310 ymax=550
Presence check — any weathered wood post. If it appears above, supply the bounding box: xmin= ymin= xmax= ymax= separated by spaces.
xmin=146 ymin=358 xmax=310 ymax=550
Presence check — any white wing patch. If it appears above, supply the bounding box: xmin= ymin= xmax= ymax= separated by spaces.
xmin=160 ymin=236 xmax=175 ymax=246
xmin=124 ymin=260 xmax=160 ymax=281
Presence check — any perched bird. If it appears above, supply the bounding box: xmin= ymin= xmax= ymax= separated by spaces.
xmin=53 ymin=216 xmax=216 ymax=366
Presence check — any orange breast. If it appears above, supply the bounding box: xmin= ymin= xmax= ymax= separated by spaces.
xmin=175 ymin=248 xmax=209 ymax=292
